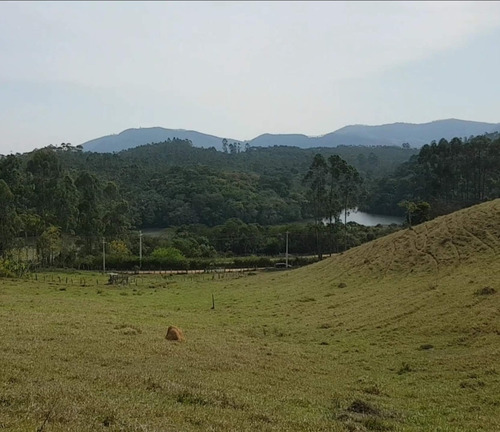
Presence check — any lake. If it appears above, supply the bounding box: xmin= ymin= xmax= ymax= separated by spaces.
xmin=325 ymin=209 xmax=404 ymax=226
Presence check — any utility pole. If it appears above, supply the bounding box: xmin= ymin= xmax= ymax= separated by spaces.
xmin=139 ymin=230 xmax=143 ymax=269
xmin=102 ymin=237 xmax=106 ymax=273
xmin=285 ymin=231 xmax=289 ymax=268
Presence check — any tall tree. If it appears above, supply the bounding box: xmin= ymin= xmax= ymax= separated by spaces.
xmin=75 ymin=171 xmax=103 ymax=252
xmin=337 ymin=162 xmax=363 ymax=251
xmin=0 ymin=180 xmax=20 ymax=257
xmin=26 ymin=149 xmax=64 ymax=226
xmin=303 ymin=154 xmax=328 ymax=259
xmin=325 ymin=155 xmax=345 ymax=254
xmin=54 ymin=174 xmax=79 ymax=233
xmin=37 ymin=225 xmax=62 ymax=266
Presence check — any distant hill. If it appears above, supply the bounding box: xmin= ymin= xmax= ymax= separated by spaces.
xmin=248 ymin=133 xmax=312 ymax=148
xmin=82 ymin=127 xmax=242 ymax=153
xmin=81 ymin=119 xmax=500 ymax=153
xmin=331 ymin=119 xmax=500 ymax=147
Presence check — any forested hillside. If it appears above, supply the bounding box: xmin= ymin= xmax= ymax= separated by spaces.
xmin=56 ymin=139 xmax=417 ymax=228
xmin=1 ymin=133 xmax=499 ymax=271
xmin=365 ymin=133 xmax=500 ymax=216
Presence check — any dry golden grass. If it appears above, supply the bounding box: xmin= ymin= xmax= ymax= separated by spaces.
xmin=0 ymin=199 xmax=499 ymax=431
xmin=324 ymin=197 xmax=500 ymax=277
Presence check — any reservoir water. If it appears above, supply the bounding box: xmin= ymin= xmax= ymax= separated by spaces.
xmin=326 ymin=209 xmax=404 ymax=226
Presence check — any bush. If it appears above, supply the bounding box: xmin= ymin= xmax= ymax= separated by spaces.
xmin=142 ymin=256 xmax=188 ymax=271
xmin=151 ymin=247 xmax=185 ymax=261
xmin=0 ymin=258 xmax=32 ymax=278
xmin=0 ymin=259 xmax=15 ymax=278
xmin=233 ymin=256 xmax=273 ymax=269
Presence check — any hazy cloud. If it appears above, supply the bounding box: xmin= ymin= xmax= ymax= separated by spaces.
xmin=1 ymin=1 xmax=500 ymax=153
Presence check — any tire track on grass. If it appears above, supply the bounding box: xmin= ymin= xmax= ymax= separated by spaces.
xmin=422 ymin=224 xmax=440 ymax=271
xmin=443 ymin=217 xmax=462 ymax=266
xmin=459 ymin=222 xmax=497 ymax=253
xmin=410 ymin=227 xmax=439 ymax=272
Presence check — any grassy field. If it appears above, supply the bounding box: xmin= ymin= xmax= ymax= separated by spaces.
xmin=1 ymin=200 xmax=499 ymax=431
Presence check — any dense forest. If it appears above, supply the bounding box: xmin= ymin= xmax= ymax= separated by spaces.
xmin=55 ymin=139 xmax=417 ymax=227
xmin=0 ymin=133 xmax=499 ymax=272
xmin=365 ymin=133 xmax=500 ymax=216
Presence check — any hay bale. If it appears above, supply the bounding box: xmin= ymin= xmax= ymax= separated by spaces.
xmin=165 ymin=326 xmax=184 ymax=342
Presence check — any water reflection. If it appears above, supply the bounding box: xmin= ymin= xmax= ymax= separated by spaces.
xmin=325 ymin=209 xmax=404 ymax=226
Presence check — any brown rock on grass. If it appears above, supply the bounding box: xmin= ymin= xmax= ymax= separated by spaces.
xmin=165 ymin=326 xmax=184 ymax=342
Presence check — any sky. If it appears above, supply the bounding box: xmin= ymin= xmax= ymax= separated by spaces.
xmin=1 ymin=1 xmax=500 ymax=155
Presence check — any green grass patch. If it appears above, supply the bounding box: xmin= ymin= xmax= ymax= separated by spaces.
xmin=1 ymin=200 xmax=499 ymax=431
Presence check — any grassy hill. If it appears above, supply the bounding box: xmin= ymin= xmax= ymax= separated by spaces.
xmin=1 ymin=200 xmax=499 ymax=431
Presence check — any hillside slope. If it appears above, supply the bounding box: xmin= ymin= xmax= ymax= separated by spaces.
xmin=255 ymin=199 xmax=500 ymax=429
xmin=285 ymin=199 xmax=500 ymax=334
xmin=323 ymin=198 xmax=500 ymax=278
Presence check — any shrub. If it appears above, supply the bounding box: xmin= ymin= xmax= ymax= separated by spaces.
xmin=151 ymin=247 xmax=185 ymax=261
xmin=0 ymin=259 xmax=15 ymax=278
xmin=397 ymin=362 xmax=413 ymax=375
xmin=108 ymin=240 xmax=131 ymax=256
xmin=233 ymin=256 xmax=273 ymax=269
xmin=475 ymin=287 xmax=496 ymax=296
xmin=0 ymin=259 xmax=30 ymax=278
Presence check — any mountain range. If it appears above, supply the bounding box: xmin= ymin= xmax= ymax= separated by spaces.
xmin=81 ymin=118 xmax=500 ymax=153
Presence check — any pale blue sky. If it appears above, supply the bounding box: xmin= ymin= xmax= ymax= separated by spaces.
xmin=1 ymin=1 xmax=500 ymax=154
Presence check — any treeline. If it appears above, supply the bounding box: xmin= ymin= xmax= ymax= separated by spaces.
xmin=55 ymin=138 xmax=416 ymax=228
xmin=63 ymin=219 xmax=400 ymax=271
xmin=2 ymin=132 xmax=497 ymax=271
xmin=364 ymin=134 xmax=500 ymax=216
xmin=0 ymin=140 xmax=405 ymax=270
xmin=158 ymin=218 xmax=399 ymax=258
xmin=0 ymin=149 xmax=131 ymax=259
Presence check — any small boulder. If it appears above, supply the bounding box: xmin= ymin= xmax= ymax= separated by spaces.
xmin=165 ymin=326 xmax=184 ymax=342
